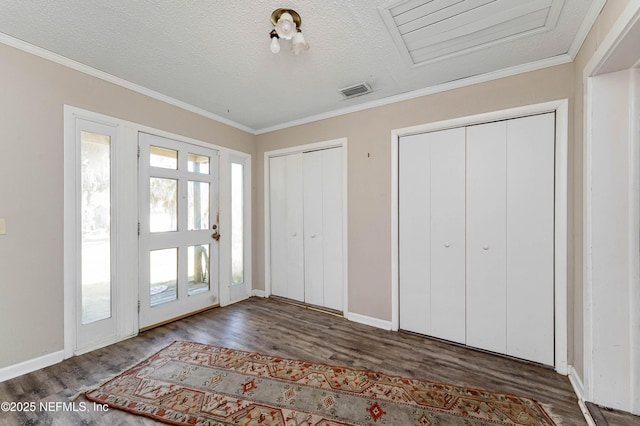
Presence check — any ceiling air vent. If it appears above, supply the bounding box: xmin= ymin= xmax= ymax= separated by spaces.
xmin=339 ymin=82 xmax=373 ymax=99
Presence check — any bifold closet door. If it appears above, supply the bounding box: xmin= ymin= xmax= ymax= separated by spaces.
xmin=505 ymin=113 xmax=555 ymax=366
xmin=466 ymin=114 xmax=555 ymax=365
xmin=303 ymin=147 xmax=343 ymax=311
xmin=269 ymin=154 xmax=304 ymax=302
xmin=399 ymin=128 xmax=466 ymax=343
xmin=466 ymin=121 xmax=508 ymax=354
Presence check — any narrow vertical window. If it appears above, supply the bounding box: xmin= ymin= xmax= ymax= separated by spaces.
xmin=231 ymin=162 xmax=244 ymax=284
xmin=80 ymin=131 xmax=111 ymax=324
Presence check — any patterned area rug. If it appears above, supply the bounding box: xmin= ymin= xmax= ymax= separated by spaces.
xmin=85 ymin=341 xmax=556 ymax=425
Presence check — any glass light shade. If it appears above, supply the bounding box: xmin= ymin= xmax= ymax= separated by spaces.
xmin=270 ymin=37 xmax=281 ymax=53
xmin=275 ymin=12 xmax=296 ymax=40
xmin=291 ymin=32 xmax=309 ymax=55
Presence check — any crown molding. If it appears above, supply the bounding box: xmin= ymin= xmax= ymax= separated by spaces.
xmin=0 ymin=32 xmax=257 ymax=135
xmin=1 ymin=31 xmax=576 ymax=137
xmin=568 ymin=0 xmax=607 ymax=59
xmin=255 ymin=54 xmax=573 ymax=134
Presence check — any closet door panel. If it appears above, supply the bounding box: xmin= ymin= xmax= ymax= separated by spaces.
xmin=269 ymin=156 xmax=288 ymax=298
xmin=321 ymin=147 xmax=344 ymax=311
xmin=466 ymin=122 xmax=507 ymax=354
xmin=399 ymin=134 xmax=431 ymax=335
xmin=303 ymin=150 xmax=325 ymax=307
xmin=506 ymin=113 xmax=555 ymax=365
xmin=430 ymin=129 xmax=466 ymax=344
xmin=284 ymin=153 xmax=305 ymax=302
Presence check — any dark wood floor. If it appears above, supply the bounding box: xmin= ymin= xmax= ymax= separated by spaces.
xmin=0 ymin=297 xmax=637 ymax=425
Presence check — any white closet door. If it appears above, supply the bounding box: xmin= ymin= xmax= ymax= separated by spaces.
xmin=430 ymin=129 xmax=466 ymax=343
xmin=506 ymin=113 xmax=555 ymax=365
xmin=269 ymin=154 xmax=304 ymax=302
xmin=399 ymin=134 xmax=431 ymax=335
xmin=303 ymin=147 xmax=344 ymax=310
xmin=466 ymin=121 xmax=508 ymax=354
xmin=399 ymin=128 xmax=465 ymax=341
xmin=269 ymin=156 xmax=287 ymax=298
xmin=321 ymin=147 xmax=344 ymax=311
xmin=303 ymin=150 xmax=325 ymax=306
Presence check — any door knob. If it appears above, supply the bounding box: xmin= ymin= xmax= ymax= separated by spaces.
xmin=444 ymin=242 xmax=451 ymax=248
xmin=483 ymin=244 xmax=489 ymax=250
xmin=211 ymin=231 xmax=220 ymax=241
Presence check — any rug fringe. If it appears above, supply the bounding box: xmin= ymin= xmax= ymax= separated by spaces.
xmin=539 ymin=402 xmax=565 ymax=425
xmin=68 ymin=341 xmax=183 ymax=402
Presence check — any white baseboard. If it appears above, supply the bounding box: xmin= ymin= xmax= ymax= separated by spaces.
xmin=0 ymin=350 xmax=64 ymax=383
xmin=251 ymin=290 xmax=268 ymax=298
xmin=346 ymin=312 xmax=393 ymax=331
xmin=568 ymin=365 xmax=596 ymax=426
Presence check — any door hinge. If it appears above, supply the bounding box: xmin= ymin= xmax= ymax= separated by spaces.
xmin=138 ymin=300 xmax=140 ymax=313
xmin=138 ymin=222 xmax=140 ymax=236
xmin=137 ymin=146 xmax=140 ymax=159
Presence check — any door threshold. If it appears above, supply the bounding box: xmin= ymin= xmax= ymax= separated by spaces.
xmin=140 ymin=304 xmax=220 ymax=332
xmin=270 ymin=296 xmax=343 ymax=318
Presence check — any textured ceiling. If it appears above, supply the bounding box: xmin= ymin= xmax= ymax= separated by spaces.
xmin=0 ymin=0 xmax=601 ymax=132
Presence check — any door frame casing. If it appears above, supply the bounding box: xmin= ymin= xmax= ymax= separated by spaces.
xmin=390 ymin=99 xmax=569 ymax=375
xmin=263 ymin=138 xmax=349 ymax=314
xmin=63 ymin=105 xmax=252 ymax=357
xmin=582 ymin=0 xmax=640 ymax=413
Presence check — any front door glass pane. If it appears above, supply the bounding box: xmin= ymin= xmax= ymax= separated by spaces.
xmin=81 ymin=131 xmax=111 ymax=324
xmin=150 ymin=248 xmax=177 ymax=306
xmin=188 ymin=154 xmax=210 ymax=174
xmin=150 ymin=146 xmax=177 ymax=169
xmin=188 ymin=244 xmax=210 ymax=295
xmin=150 ymin=178 xmax=177 ymax=232
xmin=188 ymin=181 xmax=209 ymax=230
xmin=231 ymin=163 xmax=244 ymax=285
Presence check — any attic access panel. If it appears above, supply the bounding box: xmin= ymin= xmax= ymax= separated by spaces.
xmin=380 ymin=0 xmax=565 ymax=67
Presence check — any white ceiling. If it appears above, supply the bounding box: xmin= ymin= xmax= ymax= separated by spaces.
xmin=0 ymin=0 xmax=602 ymax=133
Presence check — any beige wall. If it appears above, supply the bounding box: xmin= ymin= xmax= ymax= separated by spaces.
xmin=0 ymin=0 xmax=634 ymax=386
xmin=0 ymin=43 xmax=255 ymax=368
xmin=254 ymin=0 xmax=633 ymax=386
xmin=255 ymin=64 xmax=575 ymax=322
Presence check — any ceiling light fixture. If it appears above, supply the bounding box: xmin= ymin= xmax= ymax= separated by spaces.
xmin=269 ymin=8 xmax=309 ymax=55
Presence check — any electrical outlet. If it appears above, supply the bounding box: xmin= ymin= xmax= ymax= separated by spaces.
xmin=0 ymin=218 xmax=5 ymax=235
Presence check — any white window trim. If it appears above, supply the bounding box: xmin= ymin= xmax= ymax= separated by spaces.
xmin=219 ymin=154 xmax=252 ymax=306
xmin=63 ymin=105 xmax=251 ymax=357
xmin=390 ymin=99 xmax=569 ymax=375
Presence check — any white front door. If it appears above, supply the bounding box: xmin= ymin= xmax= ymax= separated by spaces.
xmin=138 ymin=133 xmax=220 ymax=329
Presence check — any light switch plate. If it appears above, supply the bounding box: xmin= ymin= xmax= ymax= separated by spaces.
xmin=0 ymin=218 xmax=6 ymax=235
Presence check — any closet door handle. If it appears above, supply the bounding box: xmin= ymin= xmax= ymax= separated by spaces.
xmin=483 ymin=244 xmax=489 ymax=251
xmin=444 ymin=242 xmax=451 ymax=248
